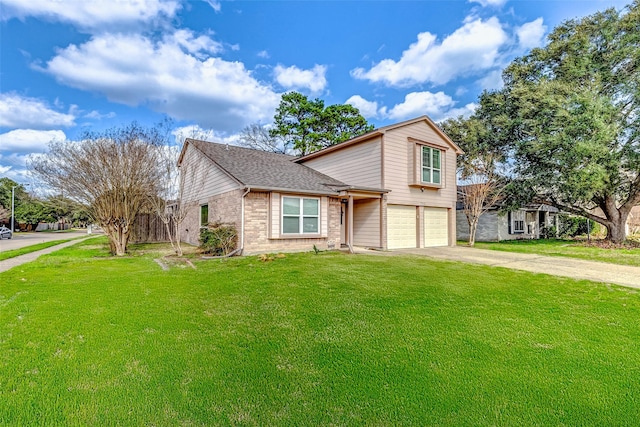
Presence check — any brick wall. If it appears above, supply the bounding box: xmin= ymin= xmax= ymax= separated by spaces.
xmin=243 ymin=192 xmax=342 ymax=254
xmin=181 ymin=189 xmax=243 ymax=246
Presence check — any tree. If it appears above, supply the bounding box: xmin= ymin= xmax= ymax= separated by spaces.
xmin=440 ymin=115 xmax=505 ymax=246
xmin=31 ymin=123 xmax=166 ymax=255
xmin=481 ymin=1 xmax=639 ymax=243
xmin=269 ymin=92 xmax=374 ymax=155
xmin=239 ymin=123 xmax=290 ymax=154
xmin=0 ymin=178 xmax=29 ymax=227
xmin=148 ymin=125 xmax=213 ymax=257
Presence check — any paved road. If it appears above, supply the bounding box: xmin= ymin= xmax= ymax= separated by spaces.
xmin=356 ymin=246 xmax=640 ymax=289
xmin=0 ymin=230 xmax=91 ymax=252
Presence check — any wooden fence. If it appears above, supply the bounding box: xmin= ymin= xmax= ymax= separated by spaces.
xmin=131 ymin=213 xmax=173 ymax=243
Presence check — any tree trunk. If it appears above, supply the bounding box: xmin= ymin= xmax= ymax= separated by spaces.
xmin=468 ymin=218 xmax=479 ymax=246
xmin=600 ymin=198 xmax=630 ymax=244
xmin=605 ymin=219 xmax=627 ymax=243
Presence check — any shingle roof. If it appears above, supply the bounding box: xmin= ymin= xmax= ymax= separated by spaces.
xmin=187 ymin=139 xmax=347 ymax=194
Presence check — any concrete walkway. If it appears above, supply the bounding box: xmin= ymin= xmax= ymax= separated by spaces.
xmin=356 ymin=246 xmax=640 ymax=289
xmin=0 ymin=238 xmax=95 ymax=274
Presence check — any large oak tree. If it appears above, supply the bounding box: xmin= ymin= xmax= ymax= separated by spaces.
xmin=482 ymin=1 xmax=639 ymax=242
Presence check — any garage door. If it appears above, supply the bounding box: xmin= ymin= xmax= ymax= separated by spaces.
xmin=387 ymin=205 xmax=417 ymax=249
xmin=424 ymin=207 xmax=448 ymax=247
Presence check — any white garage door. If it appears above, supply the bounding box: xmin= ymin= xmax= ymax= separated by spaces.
xmin=424 ymin=207 xmax=449 ymax=247
xmin=387 ymin=205 xmax=417 ymax=249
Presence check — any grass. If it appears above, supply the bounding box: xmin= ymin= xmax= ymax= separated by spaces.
xmin=0 ymin=238 xmax=81 ymax=261
xmin=2 ymin=237 xmax=640 ymax=425
xmin=469 ymin=238 xmax=640 ymax=267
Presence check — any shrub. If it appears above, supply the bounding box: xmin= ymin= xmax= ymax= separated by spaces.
xmin=557 ymin=214 xmax=598 ymax=238
xmin=199 ymin=222 xmax=238 ymax=256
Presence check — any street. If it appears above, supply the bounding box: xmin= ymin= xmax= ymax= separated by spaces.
xmin=0 ymin=230 xmax=92 ymax=252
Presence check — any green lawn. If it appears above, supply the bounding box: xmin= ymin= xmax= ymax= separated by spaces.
xmin=0 ymin=238 xmax=82 ymax=261
xmin=470 ymin=239 xmax=640 ymax=267
xmin=2 ymin=238 xmax=640 ymax=425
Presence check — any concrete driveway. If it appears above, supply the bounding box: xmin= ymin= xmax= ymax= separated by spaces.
xmin=357 ymin=246 xmax=640 ymax=289
xmin=0 ymin=230 xmax=90 ymax=252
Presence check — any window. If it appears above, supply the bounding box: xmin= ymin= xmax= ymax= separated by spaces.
xmin=282 ymin=196 xmax=319 ymax=234
xmin=200 ymin=204 xmax=208 ymax=227
xmin=511 ymin=210 xmax=525 ymax=233
xmin=421 ymin=146 xmax=441 ymax=185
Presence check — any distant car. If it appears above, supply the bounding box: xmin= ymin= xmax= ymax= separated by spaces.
xmin=0 ymin=226 xmax=12 ymax=239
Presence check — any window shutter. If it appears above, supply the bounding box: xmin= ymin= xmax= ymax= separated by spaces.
xmin=321 ymin=197 xmax=328 ymax=237
xmin=508 ymin=211 xmax=512 ymax=234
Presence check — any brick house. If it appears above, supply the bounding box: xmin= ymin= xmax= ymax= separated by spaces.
xmin=178 ymin=116 xmax=462 ymax=254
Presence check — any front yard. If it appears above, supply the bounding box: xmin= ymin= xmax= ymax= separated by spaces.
xmin=2 ymin=238 xmax=640 ymax=425
xmin=471 ymin=238 xmax=640 ymax=267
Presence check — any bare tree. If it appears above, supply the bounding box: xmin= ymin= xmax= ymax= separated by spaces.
xmin=31 ymin=123 xmax=166 ymax=255
xmin=149 ymin=126 xmax=212 ymax=256
xmin=239 ymin=123 xmax=291 ymax=154
xmin=459 ymin=154 xmax=504 ymax=246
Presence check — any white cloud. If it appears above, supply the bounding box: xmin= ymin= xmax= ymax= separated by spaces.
xmin=0 ymin=129 xmax=66 ymax=153
xmin=274 ymin=64 xmax=327 ymax=93
xmin=516 ymin=18 xmax=547 ymax=50
xmin=469 ymin=0 xmax=507 ymax=7
xmin=84 ymin=110 xmax=116 ymax=120
xmin=351 ymin=17 xmax=508 ymax=87
xmin=42 ymin=32 xmax=281 ymax=131
xmin=441 ymin=102 xmax=478 ymax=120
xmin=387 ymin=91 xmax=457 ymax=120
xmin=171 ymin=29 xmax=223 ymax=57
xmin=345 ymin=95 xmax=381 ymax=119
xmin=0 ymin=0 xmax=180 ymax=31
xmin=0 ymin=94 xmax=75 ymax=129
xmin=257 ymin=50 xmax=270 ymax=59
xmin=204 ymin=0 xmax=221 ymax=13
xmin=477 ymin=69 xmax=504 ymax=90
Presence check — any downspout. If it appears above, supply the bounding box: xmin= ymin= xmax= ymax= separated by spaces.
xmin=240 ymin=187 xmax=250 ymax=255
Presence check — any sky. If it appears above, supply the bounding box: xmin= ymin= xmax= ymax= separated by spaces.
xmin=0 ymin=0 xmax=632 ymax=185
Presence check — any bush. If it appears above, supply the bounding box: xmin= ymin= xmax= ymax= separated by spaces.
xmin=557 ymin=214 xmax=598 ymax=238
xmin=199 ymin=222 xmax=238 ymax=256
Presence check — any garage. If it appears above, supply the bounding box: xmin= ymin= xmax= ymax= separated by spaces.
xmin=424 ymin=207 xmax=449 ymax=247
xmin=387 ymin=205 xmax=417 ymax=249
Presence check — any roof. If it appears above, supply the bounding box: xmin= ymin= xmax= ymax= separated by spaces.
xmin=183 ymin=139 xmax=349 ymax=195
xmin=296 ymin=115 xmax=463 ymax=163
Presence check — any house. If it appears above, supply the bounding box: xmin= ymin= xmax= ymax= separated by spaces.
xmin=178 ymin=116 xmax=462 ymax=254
xmin=456 ymin=188 xmax=559 ymax=242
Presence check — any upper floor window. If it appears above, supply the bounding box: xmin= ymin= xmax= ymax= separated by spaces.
xmin=282 ymin=196 xmax=319 ymax=234
xmin=422 ymin=146 xmax=441 ymax=185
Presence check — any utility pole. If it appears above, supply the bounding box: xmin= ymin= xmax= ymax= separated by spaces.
xmin=11 ymin=185 xmax=16 ymax=232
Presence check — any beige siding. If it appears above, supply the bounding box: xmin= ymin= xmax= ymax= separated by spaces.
xmin=180 ymin=144 xmax=240 ymax=205
xmin=301 ymin=137 xmax=383 ymax=188
xmin=353 ymin=199 xmax=381 ymax=247
xmin=382 ymin=122 xmax=457 ymax=209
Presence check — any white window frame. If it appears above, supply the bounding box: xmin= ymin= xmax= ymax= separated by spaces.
xmin=281 ymin=196 xmax=320 ymax=235
xmin=421 ymin=145 xmax=442 ymax=185
xmin=512 ymin=210 xmax=525 ymax=233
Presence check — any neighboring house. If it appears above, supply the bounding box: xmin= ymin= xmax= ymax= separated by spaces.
xmin=178 ymin=116 xmax=462 ymax=254
xmin=626 ymin=205 xmax=640 ymax=236
xmin=456 ymin=190 xmax=559 ymax=242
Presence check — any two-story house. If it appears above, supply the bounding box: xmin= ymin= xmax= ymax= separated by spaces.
xmin=178 ymin=116 xmax=462 ymax=254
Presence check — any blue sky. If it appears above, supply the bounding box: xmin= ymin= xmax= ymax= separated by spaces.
xmin=0 ymin=0 xmax=632 ymax=184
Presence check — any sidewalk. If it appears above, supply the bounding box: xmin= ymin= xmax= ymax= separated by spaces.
xmin=356 ymin=246 xmax=640 ymax=289
xmin=0 ymin=238 xmax=94 ymax=274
